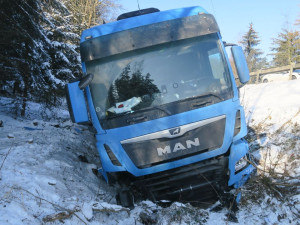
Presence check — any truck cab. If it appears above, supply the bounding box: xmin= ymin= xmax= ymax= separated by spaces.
xmin=66 ymin=6 xmax=254 ymax=207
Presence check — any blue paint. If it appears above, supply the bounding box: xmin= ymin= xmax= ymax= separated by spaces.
xmin=231 ymin=46 xmax=250 ymax=84
xmin=228 ymin=139 xmax=255 ymax=188
xmin=68 ymin=6 xmax=253 ymax=197
xmin=81 ymin=6 xmax=207 ymax=42
xmin=67 ymin=82 xmax=89 ymax=123
xmin=85 ymin=87 xmax=106 ymax=134
xmin=236 ymin=192 xmax=241 ymax=203
xmin=96 ymin=100 xmax=237 ymax=176
xmin=23 ymin=127 xmax=43 ymax=131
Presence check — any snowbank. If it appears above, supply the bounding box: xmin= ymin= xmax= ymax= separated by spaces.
xmin=241 ymin=79 xmax=300 ymax=133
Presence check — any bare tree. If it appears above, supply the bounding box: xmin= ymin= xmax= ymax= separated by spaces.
xmin=63 ymin=0 xmax=120 ymax=35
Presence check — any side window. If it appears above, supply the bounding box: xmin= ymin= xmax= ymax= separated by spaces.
xmin=208 ymin=50 xmax=227 ymax=90
xmin=208 ymin=51 xmax=225 ymax=80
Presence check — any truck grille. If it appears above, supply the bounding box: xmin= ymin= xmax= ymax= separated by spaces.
xmin=121 ymin=116 xmax=226 ymax=168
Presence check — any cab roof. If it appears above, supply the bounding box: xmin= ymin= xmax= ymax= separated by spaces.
xmin=80 ymin=6 xmax=207 ymax=43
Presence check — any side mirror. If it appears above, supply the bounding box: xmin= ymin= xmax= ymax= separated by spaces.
xmin=66 ymin=73 xmax=93 ymax=123
xmin=66 ymin=81 xmax=89 ymax=124
xmin=231 ymin=46 xmax=250 ymax=84
xmin=79 ymin=73 xmax=94 ymax=90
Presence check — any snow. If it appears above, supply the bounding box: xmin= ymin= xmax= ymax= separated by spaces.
xmin=0 ymin=79 xmax=299 ymax=224
xmin=52 ymin=41 xmax=62 ymax=47
xmin=42 ymin=62 xmax=50 ymax=69
xmin=241 ymin=80 xmax=300 ymax=133
xmin=57 ymin=52 xmax=70 ymax=64
xmin=64 ymin=32 xmax=80 ymax=40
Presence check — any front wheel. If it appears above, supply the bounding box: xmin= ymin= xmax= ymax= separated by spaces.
xmin=116 ymin=189 xmax=134 ymax=209
xmin=263 ymin=79 xmax=268 ymax=83
xmin=292 ymin=75 xmax=297 ymax=80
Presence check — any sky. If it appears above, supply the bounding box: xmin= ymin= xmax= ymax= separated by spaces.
xmin=119 ymin=0 xmax=300 ymax=61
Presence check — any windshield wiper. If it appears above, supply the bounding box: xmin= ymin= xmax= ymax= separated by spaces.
xmin=191 ymin=93 xmax=224 ymax=108
xmin=152 ymin=106 xmax=172 ymax=115
xmin=136 ymin=105 xmax=172 ymax=116
xmin=126 ymin=115 xmax=147 ymax=124
xmin=105 ymin=111 xmax=132 ymax=120
xmin=105 ymin=104 xmax=171 ymax=122
xmin=192 ymin=100 xmax=213 ymax=108
xmin=207 ymin=93 xmax=224 ymax=101
xmin=125 ymin=105 xmax=171 ymax=124
xmin=180 ymin=92 xmax=224 ymax=103
xmin=105 ymin=93 xmax=223 ymax=121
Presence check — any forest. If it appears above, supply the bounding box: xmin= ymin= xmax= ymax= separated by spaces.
xmin=0 ymin=0 xmax=119 ymax=116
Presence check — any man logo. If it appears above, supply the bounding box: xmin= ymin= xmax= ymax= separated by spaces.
xmin=169 ymin=127 xmax=181 ymax=136
xmin=157 ymin=138 xmax=200 ymax=156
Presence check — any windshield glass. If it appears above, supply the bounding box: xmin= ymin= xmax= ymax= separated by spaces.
xmin=87 ymin=34 xmax=233 ymax=124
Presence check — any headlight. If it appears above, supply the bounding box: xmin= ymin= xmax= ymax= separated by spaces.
xmin=235 ymin=155 xmax=248 ymax=174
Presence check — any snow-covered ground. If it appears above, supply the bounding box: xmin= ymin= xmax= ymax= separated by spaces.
xmin=0 ymin=80 xmax=299 ymax=225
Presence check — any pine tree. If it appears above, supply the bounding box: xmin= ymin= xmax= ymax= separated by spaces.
xmin=240 ymin=23 xmax=264 ymax=72
xmin=0 ymin=0 xmax=119 ymax=116
xmin=112 ymin=64 xmax=159 ymax=109
xmin=0 ymin=0 xmax=82 ymax=116
xmin=40 ymin=0 xmax=82 ymax=96
xmin=0 ymin=0 xmax=54 ymax=116
xmin=271 ymin=29 xmax=300 ymax=66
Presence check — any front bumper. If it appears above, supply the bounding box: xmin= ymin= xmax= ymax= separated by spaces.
xmin=228 ymin=139 xmax=255 ymax=189
xmin=102 ymin=140 xmax=254 ymax=204
xmin=128 ymin=139 xmax=254 ymax=203
xmin=131 ymin=155 xmax=229 ymax=203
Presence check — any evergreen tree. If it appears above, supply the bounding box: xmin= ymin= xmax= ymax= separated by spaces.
xmin=0 ymin=0 xmax=119 ymax=116
xmin=111 ymin=64 xmax=160 ymax=109
xmin=40 ymin=0 xmax=82 ymax=96
xmin=271 ymin=29 xmax=300 ymax=66
xmin=0 ymin=0 xmax=54 ymax=116
xmin=240 ymin=23 xmax=264 ymax=72
xmin=0 ymin=0 xmax=82 ymax=116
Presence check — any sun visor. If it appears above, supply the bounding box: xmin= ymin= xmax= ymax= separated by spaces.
xmin=80 ymin=13 xmax=219 ymax=62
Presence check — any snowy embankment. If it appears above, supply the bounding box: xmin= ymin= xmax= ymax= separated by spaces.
xmin=242 ymin=80 xmax=300 ymax=133
xmin=0 ymin=80 xmax=299 ymax=225
xmin=241 ymin=80 xmax=300 ymax=177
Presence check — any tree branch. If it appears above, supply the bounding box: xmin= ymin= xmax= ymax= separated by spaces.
xmin=15 ymin=187 xmax=87 ymax=224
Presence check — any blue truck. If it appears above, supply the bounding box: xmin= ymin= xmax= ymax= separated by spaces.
xmin=66 ymin=6 xmax=254 ymax=208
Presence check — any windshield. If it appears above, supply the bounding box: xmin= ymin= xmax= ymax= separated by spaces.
xmin=87 ymin=34 xmax=233 ymax=127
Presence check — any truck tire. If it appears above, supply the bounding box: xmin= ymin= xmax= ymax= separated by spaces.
xmin=116 ymin=189 xmax=134 ymax=209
